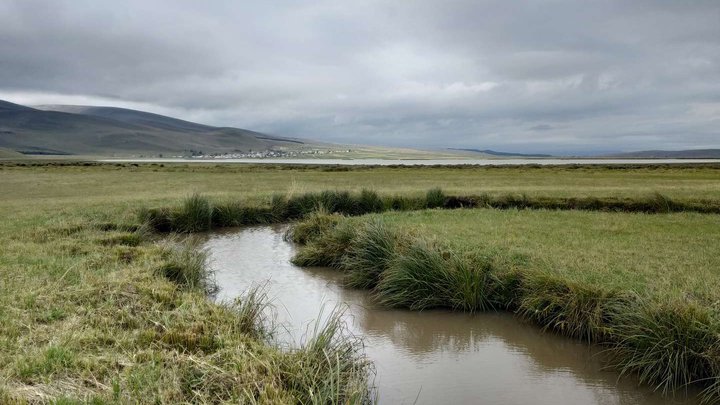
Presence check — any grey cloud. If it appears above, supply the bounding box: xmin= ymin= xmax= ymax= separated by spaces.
xmin=0 ymin=0 xmax=718 ymax=153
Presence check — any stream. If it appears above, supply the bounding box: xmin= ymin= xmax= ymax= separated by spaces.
xmin=204 ymin=225 xmax=699 ymax=405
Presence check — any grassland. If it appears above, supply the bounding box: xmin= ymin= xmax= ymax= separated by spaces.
xmin=289 ymin=208 xmax=720 ymax=402
xmin=373 ymin=209 xmax=720 ymax=302
xmin=1 ymin=162 xmax=720 ymax=403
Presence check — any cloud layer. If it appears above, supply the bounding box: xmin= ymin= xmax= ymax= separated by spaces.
xmin=1 ymin=0 xmax=718 ymax=153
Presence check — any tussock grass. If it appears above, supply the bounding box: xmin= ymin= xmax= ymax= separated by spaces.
xmin=455 ymin=192 xmax=720 ymax=214
xmin=374 ymin=240 xmax=453 ymax=310
xmin=177 ymin=193 xmax=214 ymax=232
xmin=284 ymin=209 xmax=342 ymax=245
xmin=280 ymin=307 xmax=375 ymax=404
xmin=0 ymin=211 xmax=375 ymax=403
xmin=357 ymin=189 xmax=385 ymax=214
xmin=227 ymin=285 xmax=274 ymax=341
xmin=373 ymin=241 xmax=497 ymax=312
xmin=342 ymin=219 xmax=399 ymax=289
xmin=292 ymin=221 xmax=356 ymax=268
xmin=517 ymin=272 xmax=623 ymax=342
xmin=425 ymin=187 xmax=447 ymax=209
xmin=290 ymin=212 xmax=720 ymax=402
xmin=6 ymin=163 xmax=720 ymax=402
xmin=157 ymin=237 xmax=217 ymax=295
xmin=141 ymin=189 xmax=720 ymax=235
xmin=608 ymin=300 xmax=720 ymax=399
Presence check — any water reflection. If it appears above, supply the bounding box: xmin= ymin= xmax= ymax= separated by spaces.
xmin=205 ymin=226 xmax=699 ymax=405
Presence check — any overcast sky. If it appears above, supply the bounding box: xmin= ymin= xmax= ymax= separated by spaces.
xmin=1 ymin=1 xmax=719 ymax=154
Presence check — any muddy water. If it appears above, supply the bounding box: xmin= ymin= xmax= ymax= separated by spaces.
xmin=205 ymin=226 xmax=699 ymax=405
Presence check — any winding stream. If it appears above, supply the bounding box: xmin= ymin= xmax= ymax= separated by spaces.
xmin=204 ymin=226 xmax=699 ymax=405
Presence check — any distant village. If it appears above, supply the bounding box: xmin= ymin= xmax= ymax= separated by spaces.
xmin=168 ymin=148 xmax=354 ymax=159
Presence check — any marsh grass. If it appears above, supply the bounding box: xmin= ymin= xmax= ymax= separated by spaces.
xmin=464 ymin=193 xmax=720 ymax=214
xmin=342 ymin=219 xmax=399 ymax=289
xmin=425 ymin=187 xmax=447 ymax=209
xmin=291 ymin=221 xmax=357 ymax=268
xmin=177 ymin=193 xmax=214 ymax=232
xmin=284 ymin=209 xmax=342 ymax=245
xmin=6 ymin=163 xmax=720 ymax=402
xmin=142 ymin=189 xmax=720 ymax=236
xmin=357 ymin=189 xmax=385 ymax=214
xmin=157 ymin=237 xmax=217 ymax=295
xmin=0 ymin=210 xmax=376 ymax=403
xmin=608 ymin=300 xmax=720 ymax=399
xmin=517 ymin=272 xmax=623 ymax=342
xmin=281 ymin=307 xmax=375 ymax=404
xmin=228 ymin=284 xmax=274 ymax=341
xmin=374 ymin=240 xmax=451 ymax=310
xmin=290 ymin=213 xmax=720 ymax=402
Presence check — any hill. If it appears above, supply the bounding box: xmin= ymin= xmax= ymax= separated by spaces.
xmin=0 ymin=100 xmax=311 ymax=156
xmin=0 ymin=147 xmax=24 ymax=158
xmin=448 ymin=148 xmax=553 ymax=158
xmin=606 ymin=149 xmax=720 ymax=159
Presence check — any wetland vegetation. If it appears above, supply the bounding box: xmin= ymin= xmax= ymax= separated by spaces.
xmin=1 ymin=161 xmax=719 ymax=403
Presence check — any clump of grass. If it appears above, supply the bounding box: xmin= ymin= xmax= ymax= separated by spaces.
xmin=286 ymin=192 xmax=321 ymax=219
xmin=446 ymin=251 xmax=499 ymax=312
xmin=101 ymin=223 xmax=152 ymax=247
xmin=357 ymin=189 xmax=384 ymax=214
xmin=285 ymin=210 xmax=342 ymax=245
xmin=175 ymin=194 xmax=213 ymax=232
xmin=280 ymin=307 xmax=375 ymax=404
xmin=342 ymin=219 xmax=398 ymax=289
xmin=17 ymin=345 xmax=77 ymax=381
xmin=211 ymin=201 xmax=248 ymax=227
xmin=517 ymin=272 xmax=623 ymax=342
xmin=139 ymin=194 xmax=214 ymax=232
xmin=374 ymin=240 xmax=449 ymax=310
xmin=138 ymin=206 xmax=174 ymax=232
xmin=228 ymin=285 xmax=274 ymax=340
xmin=608 ymin=300 xmax=720 ymax=397
xmin=386 ymin=195 xmax=424 ymax=211
xmin=425 ymin=187 xmax=446 ymax=209
xmin=319 ymin=190 xmax=357 ymax=215
xmin=375 ymin=240 xmax=495 ymax=311
xmin=157 ymin=238 xmax=217 ymax=294
xmin=270 ymin=194 xmax=290 ymax=221
xmin=291 ymin=221 xmax=357 ymax=268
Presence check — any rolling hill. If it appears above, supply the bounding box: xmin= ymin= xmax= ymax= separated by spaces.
xmin=0 ymin=100 xmax=311 ymax=156
xmin=448 ymin=148 xmax=553 ymax=158
xmin=606 ymin=149 xmax=720 ymax=159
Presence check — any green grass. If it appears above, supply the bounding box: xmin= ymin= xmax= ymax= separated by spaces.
xmin=2 ymin=162 xmax=720 ymax=403
xmin=373 ymin=209 xmax=720 ymax=302
xmin=2 ymin=163 xmax=720 ymax=217
xmin=289 ymin=209 xmax=720 ymax=402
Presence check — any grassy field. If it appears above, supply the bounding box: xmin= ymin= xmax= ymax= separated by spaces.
xmin=373 ymin=209 xmax=720 ymax=303
xmin=289 ymin=206 xmax=720 ymax=401
xmin=2 ymin=162 xmax=720 ymax=214
xmin=1 ymin=162 xmax=720 ymax=403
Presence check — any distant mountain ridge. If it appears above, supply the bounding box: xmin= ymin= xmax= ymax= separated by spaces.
xmin=448 ymin=148 xmax=553 ymax=158
xmin=605 ymin=149 xmax=720 ymax=159
xmin=0 ymin=100 xmax=311 ymax=156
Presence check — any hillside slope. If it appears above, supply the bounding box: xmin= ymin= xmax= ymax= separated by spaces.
xmin=0 ymin=101 xmax=308 ymax=155
xmin=607 ymin=149 xmax=720 ymax=159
